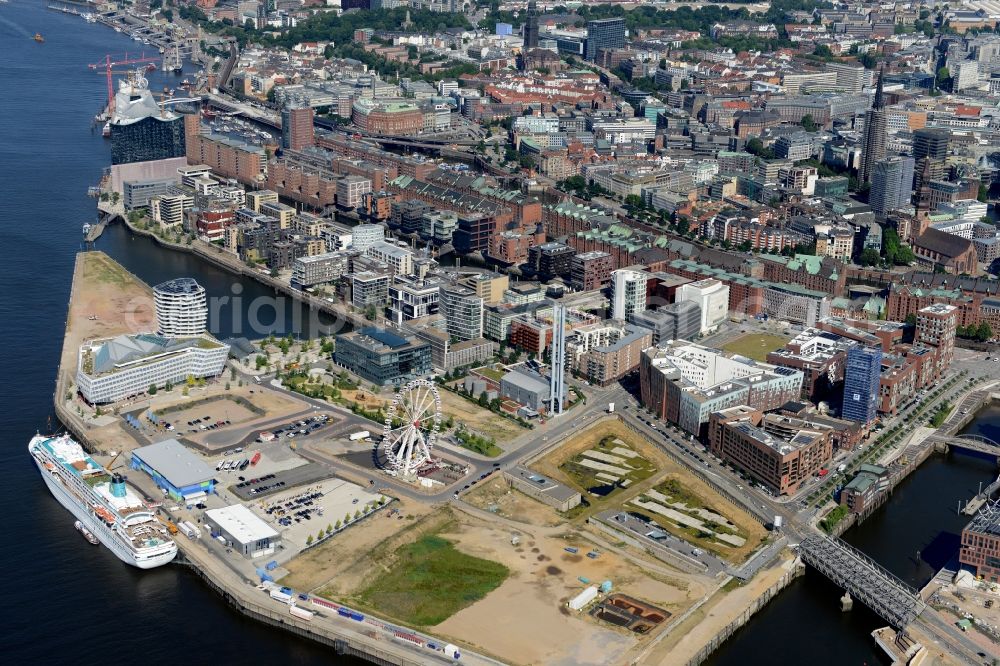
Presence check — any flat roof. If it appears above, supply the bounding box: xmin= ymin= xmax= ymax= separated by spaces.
xmin=507 ymin=465 xmax=580 ymax=502
xmin=132 ymin=439 xmax=215 ymax=488
xmin=206 ymin=504 xmax=279 ymax=544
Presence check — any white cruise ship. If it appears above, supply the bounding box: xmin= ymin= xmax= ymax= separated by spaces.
xmin=30 ymin=434 xmax=177 ymax=569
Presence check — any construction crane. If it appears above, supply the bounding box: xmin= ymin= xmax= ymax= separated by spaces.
xmin=88 ymin=52 xmax=159 ymax=116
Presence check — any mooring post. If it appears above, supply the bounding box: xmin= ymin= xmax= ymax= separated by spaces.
xmin=841 ymin=591 xmax=853 ymax=612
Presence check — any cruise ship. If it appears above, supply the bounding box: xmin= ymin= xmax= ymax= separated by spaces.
xmin=29 ymin=434 xmax=177 ymax=569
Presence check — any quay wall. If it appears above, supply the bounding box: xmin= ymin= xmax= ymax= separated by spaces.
xmin=104 ymin=213 xmax=373 ymax=331
xmin=684 ymin=565 xmax=804 ymax=666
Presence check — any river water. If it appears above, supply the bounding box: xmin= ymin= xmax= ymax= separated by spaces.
xmin=4 ymin=2 xmax=997 ymax=664
xmin=1 ymin=3 xmax=351 ymax=664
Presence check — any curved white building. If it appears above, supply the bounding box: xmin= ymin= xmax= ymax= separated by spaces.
xmin=154 ymin=278 xmax=207 ymax=337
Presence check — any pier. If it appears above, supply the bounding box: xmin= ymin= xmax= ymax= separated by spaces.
xmin=962 ymin=474 xmax=1000 ymax=516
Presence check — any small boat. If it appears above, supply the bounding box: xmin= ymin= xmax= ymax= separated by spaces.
xmin=146 ymin=63 xmax=156 ymax=73
xmin=33 ymin=33 xmax=45 ymax=43
xmin=102 ymin=121 xmax=111 ymax=138
xmin=75 ymin=520 xmax=99 ymax=545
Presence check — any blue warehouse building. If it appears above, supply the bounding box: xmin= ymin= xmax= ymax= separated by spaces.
xmin=131 ymin=438 xmax=216 ymax=502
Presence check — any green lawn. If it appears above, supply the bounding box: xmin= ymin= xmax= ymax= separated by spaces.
xmin=475 ymin=367 xmax=505 ymax=382
xmin=559 ymin=435 xmax=657 ymax=501
xmin=721 ymin=334 xmax=789 ymax=362
xmin=356 ymin=535 xmax=508 ymax=626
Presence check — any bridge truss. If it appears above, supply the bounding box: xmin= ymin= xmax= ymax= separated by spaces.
xmin=799 ymin=535 xmax=925 ymax=628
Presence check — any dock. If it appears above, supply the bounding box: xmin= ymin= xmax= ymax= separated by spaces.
xmin=962 ymin=474 xmax=1000 ymax=515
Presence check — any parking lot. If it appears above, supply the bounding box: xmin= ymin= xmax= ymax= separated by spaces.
xmin=230 ymin=463 xmax=332 ymax=501
xmin=253 ymin=477 xmax=389 ymax=551
xmin=258 ymin=413 xmax=331 ymax=444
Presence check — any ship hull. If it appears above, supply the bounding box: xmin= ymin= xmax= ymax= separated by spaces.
xmin=32 ymin=455 xmax=176 ymax=569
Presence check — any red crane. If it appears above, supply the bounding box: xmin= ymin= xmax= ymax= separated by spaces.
xmin=88 ymin=52 xmax=160 ymax=115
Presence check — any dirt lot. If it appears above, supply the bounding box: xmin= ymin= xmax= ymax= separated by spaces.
xmin=637 ymin=556 xmax=798 ymax=665
xmin=432 ymin=511 xmax=706 ymax=666
xmin=439 ymin=388 xmax=526 ymax=443
xmin=279 ymin=496 xmax=437 ymax=594
xmin=532 ymin=419 xmax=767 ymax=562
xmin=464 ymin=476 xmax=566 ymax=528
xmin=63 ymin=252 xmax=155 ymax=382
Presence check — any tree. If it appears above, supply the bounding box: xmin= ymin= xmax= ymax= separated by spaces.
xmin=364 ymin=304 xmax=378 ymax=321
xmin=936 ymin=66 xmax=951 ymax=89
xmin=478 ymin=391 xmax=489 ymax=407
xmin=977 ymin=322 xmax=994 ymax=341
xmin=148 ymin=383 xmax=158 ymax=395
xmin=306 ymin=534 xmax=314 ymax=545
xmin=859 ymin=248 xmax=881 ymax=266
xmin=979 ymin=183 xmax=989 ymax=203
xmin=905 ymin=313 xmax=917 ymax=326
xmin=800 ymin=114 xmax=818 ymax=132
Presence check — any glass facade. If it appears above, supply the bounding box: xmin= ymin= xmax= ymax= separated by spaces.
xmin=842 ymin=346 xmax=882 ymax=423
xmin=111 ymin=115 xmax=186 ymax=165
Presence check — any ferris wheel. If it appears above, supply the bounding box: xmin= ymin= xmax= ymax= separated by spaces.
xmin=380 ymin=379 xmax=442 ymax=477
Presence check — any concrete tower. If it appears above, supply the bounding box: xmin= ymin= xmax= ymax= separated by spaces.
xmin=550 ymin=304 xmax=567 ymax=416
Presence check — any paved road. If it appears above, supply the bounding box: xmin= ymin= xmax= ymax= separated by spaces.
xmin=595 ymin=509 xmax=721 ymax=575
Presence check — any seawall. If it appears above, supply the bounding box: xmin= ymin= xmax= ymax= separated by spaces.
xmin=103 ymin=213 xmax=373 ymax=331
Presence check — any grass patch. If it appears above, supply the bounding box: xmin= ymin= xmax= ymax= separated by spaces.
xmin=721 ymin=334 xmax=788 ymax=362
xmin=475 ymin=367 xmax=505 ymax=382
xmin=455 ymin=428 xmax=501 ymax=457
xmin=356 ymin=535 xmax=508 ymax=626
xmin=819 ymin=505 xmax=849 ymax=533
xmin=559 ymin=435 xmax=657 ymax=500
xmin=83 ymin=253 xmax=132 ymax=287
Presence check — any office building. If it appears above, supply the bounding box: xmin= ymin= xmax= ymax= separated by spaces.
xmin=439 ymin=284 xmax=484 ymax=341
xmin=281 ymin=105 xmax=314 ymax=151
xmin=870 ymin=155 xmax=915 ymax=218
xmin=291 ymin=252 xmax=348 ymax=290
xmin=585 ymin=18 xmax=626 ymax=62
xmin=153 ymin=278 xmax=208 ymax=338
xmin=76 ymin=333 xmax=229 ymax=404
xmin=839 ymin=464 xmax=889 ymax=513
xmin=767 ymin=328 xmax=855 ymax=402
xmin=858 ymin=71 xmax=887 ymax=185
xmin=337 ymin=175 xmax=372 ymax=210
xmin=388 ymin=276 xmax=440 ymax=324
xmin=611 ymin=269 xmax=648 ymax=321
xmin=349 ymin=271 xmax=391 ymax=309
xmin=842 ymin=346 xmax=883 ymax=424
xmin=527 ymin=242 xmax=575 ymax=282
xmin=913 ymin=127 xmax=950 ymax=163
xmin=571 ymin=251 xmax=614 ymax=291
xmin=677 ymin=279 xmax=729 ymax=334
xmin=124 ymin=177 xmax=174 ymax=210
xmin=959 ymin=502 xmax=1000 ymax=582
xmin=708 ymin=407 xmax=833 ymax=495
xmin=246 ymin=190 xmax=279 ymax=213
xmin=366 ymin=241 xmax=414 ymax=276
xmin=204 ymin=504 xmax=280 ymax=560
xmin=639 ymin=341 xmax=804 ymax=436
xmin=351 ymin=224 xmax=385 ymax=253
xmin=567 ymin=321 xmax=652 ymax=387
xmin=334 ymin=327 xmax=432 ymax=386
xmin=630 ymin=302 xmax=701 ymax=344
xmin=915 ymin=303 xmax=958 ymax=370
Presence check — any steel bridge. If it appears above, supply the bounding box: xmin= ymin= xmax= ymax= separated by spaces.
xmin=798 ymin=535 xmax=925 ymax=628
xmin=947 ymin=434 xmax=1000 ymax=457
